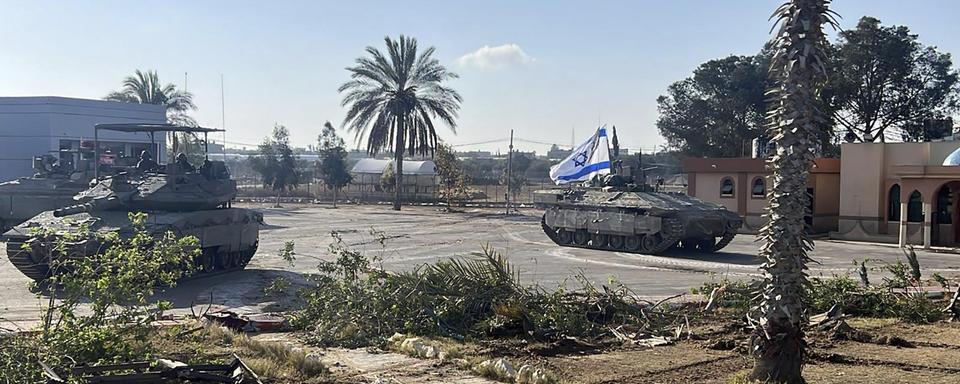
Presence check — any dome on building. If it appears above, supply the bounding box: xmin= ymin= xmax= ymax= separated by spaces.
xmin=943 ymin=147 xmax=960 ymax=166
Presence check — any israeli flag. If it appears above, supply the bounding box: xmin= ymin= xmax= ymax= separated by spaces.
xmin=549 ymin=126 xmax=611 ymax=185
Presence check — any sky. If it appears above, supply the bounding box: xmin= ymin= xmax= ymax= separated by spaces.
xmin=2 ymin=0 xmax=960 ymax=154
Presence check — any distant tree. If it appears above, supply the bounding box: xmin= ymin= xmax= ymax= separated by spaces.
xmin=500 ymin=153 xmax=530 ymax=201
xmin=656 ymin=55 xmax=768 ymax=157
xmin=380 ymin=165 xmax=395 ymax=193
xmin=339 ymin=35 xmax=462 ymax=211
xmin=828 ymin=17 xmax=960 ymax=142
xmin=316 ymin=122 xmax=353 ymax=208
xmin=104 ymin=69 xmax=198 ymax=154
xmin=250 ymin=124 xmax=300 ymax=207
xmin=901 ymin=117 xmax=955 ymax=142
xmin=433 ymin=143 xmax=471 ymax=208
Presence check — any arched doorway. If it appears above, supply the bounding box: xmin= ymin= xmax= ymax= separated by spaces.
xmin=934 ymin=182 xmax=960 ymax=245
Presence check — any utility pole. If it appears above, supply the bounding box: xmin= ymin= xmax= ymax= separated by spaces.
xmin=505 ymin=129 xmax=514 ymax=215
xmin=221 ymin=74 xmax=227 ymax=160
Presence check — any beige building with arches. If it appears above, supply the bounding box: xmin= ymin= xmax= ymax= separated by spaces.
xmin=682 ymin=157 xmax=841 ymax=234
xmin=833 ymin=141 xmax=960 ymax=248
xmin=684 ymin=141 xmax=960 ymax=248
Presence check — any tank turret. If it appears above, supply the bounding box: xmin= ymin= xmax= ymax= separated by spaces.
xmin=0 ymin=155 xmax=95 ymax=231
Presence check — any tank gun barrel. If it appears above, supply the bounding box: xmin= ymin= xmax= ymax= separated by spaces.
xmin=54 ymin=203 xmax=94 ymax=217
xmin=53 ymin=197 xmax=121 ymax=217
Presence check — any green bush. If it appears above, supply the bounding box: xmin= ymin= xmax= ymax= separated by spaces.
xmin=0 ymin=212 xmax=199 ymax=382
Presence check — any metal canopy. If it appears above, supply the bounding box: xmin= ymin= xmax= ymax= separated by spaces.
xmin=94 ymin=123 xmax=224 ymax=133
xmin=92 ymin=123 xmax=222 ymax=179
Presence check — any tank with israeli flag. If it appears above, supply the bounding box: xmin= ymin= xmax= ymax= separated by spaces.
xmin=549 ymin=126 xmax=611 ymax=185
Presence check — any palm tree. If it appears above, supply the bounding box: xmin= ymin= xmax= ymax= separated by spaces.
xmin=750 ymin=1 xmax=837 ymax=383
xmin=339 ymin=35 xmax=462 ymax=211
xmin=104 ymin=69 xmax=198 ymax=153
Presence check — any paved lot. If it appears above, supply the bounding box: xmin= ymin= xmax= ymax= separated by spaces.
xmin=2 ymin=204 xmax=959 ymax=327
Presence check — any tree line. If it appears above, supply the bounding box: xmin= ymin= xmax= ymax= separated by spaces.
xmin=658 ymin=16 xmax=960 ymax=158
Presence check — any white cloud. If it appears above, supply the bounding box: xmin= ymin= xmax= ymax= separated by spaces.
xmin=456 ymin=44 xmax=535 ymax=69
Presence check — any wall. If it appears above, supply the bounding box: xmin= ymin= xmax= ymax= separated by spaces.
xmin=683 ymin=157 xmax=840 ymax=234
xmin=833 ymin=141 xmax=960 ymax=244
xmin=0 ymin=97 xmax=166 ymax=182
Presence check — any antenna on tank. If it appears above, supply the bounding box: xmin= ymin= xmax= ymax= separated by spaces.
xmin=221 ymin=74 xmax=227 ymax=160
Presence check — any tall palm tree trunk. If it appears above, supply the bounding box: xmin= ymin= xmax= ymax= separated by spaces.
xmin=750 ymin=1 xmax=834 ymax=383
xmin=393 ymin=119 xmax=405 ymax=211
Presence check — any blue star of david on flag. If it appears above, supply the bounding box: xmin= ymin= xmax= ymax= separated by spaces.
xmin=549 ymin=126 xmax=611 ymax=185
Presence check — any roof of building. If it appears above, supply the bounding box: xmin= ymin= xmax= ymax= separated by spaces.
xmin=95 ymin=123 xmax=224 ymax=133
xmin=351 ymin=159 xmax=437 ymax=175
xmin=943 ymin=147 xmax=960 ymax=166
xmin=681 ymin=157 xmax=841 ymax=174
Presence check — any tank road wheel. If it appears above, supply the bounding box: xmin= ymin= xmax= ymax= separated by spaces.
xmin=608 ymin=235 xmax=626 ymax=250
xmin=624 ymin=236 xmax=642 ymax=252
xmin=228 ymin=252 xmax=243 ymax=268
xmin=217 ymin=250 xmax=233 ymax=270
xmin=573 ymin=230 xmax=590 ymax=246
xmin=590 ymin=234 xmax=609 ymax=248
xmin=640 ymin=235 xmax=659 ymax=254
xmin=200 ymin=249 xmax=216 ymax=273
xmin=697 ymin=238 xmax=717 ymax=253
xmin=556 ymin=229 xmax=574 ymax=245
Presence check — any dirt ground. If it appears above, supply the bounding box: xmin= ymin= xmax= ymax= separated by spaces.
xmin=239 ymin=313 xmax=960 ymax=384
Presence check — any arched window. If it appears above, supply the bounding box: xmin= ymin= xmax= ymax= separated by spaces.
xmin=907 ymin=190 xmax=923 ymax=223
xmin=937 ymin=186 xmax=953 ymax=224
xmin=720 ymin=177 xmax=735 ymax=198
xmin=888 ymin=184 xmax=901 ymax=221
xmin=751 ymin=177 xmax=766 ymax=198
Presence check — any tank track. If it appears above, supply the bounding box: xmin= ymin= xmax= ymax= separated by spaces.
xmin=540 ymin=214 xmax=684 ymax=255
xmin=4 ymin=237 xmax=258 ymax=282
xmin=710 ymin=230 xmax=737 ymax=252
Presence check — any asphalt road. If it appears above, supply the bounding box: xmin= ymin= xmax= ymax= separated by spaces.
xmin=2 ymin=204 xmax=959 ymax=328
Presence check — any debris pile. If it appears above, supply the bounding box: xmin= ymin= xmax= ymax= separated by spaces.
xmin=42 ymin=354 xmax=262 ymax=384
xmin=293 ymin=238 xmax=695 ymax=347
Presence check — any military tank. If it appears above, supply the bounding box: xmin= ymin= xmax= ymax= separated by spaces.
xmin=2 ymin=123 xmax=261 ymax=281
xmin=0 ymin=155 xmax=94 ymax=232
xmin=536 ymin=175 xmax=742 ymax=255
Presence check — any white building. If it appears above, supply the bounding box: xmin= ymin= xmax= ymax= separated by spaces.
xmin=0 ymin=97 xmax=167 ymax=181
xmin=347 ymin=158 xmax=438 ymax=201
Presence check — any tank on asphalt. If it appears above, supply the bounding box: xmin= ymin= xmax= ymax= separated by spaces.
xmin=535 ymin=175 xmax=742 ymax=255
xmin=2 ymin=123 xmax=261 ymax=281
xmin=0 ymin=155 xmax=94 ymax=232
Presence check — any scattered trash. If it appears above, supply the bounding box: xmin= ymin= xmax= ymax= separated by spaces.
xmin=203 ymin=310 xmax=288 ymax=332
xmin=42 ymin=354 xmax=263 ymax=383
xmin=945 ymin=284 xmax=960 ymax=321
xmin=388 ymin=334 xmax=446 ymax=359
xmin=516 ymin=364 xmax=555 ymax=384
xmin=474 ymin=358 xmax=516 ymax=381
xmin=635 ymin=336 xmax=673 ymax=347
xmin=609 ymin=325 xmax=674 ymax=347
xmin=810 ymin=304 xmax=845 ymax=327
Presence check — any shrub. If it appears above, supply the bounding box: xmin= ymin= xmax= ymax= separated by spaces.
xmin=291 ymin=232 xmax=680 ymax=347
xmin=0 ymin=212 xmax=199 ymax=382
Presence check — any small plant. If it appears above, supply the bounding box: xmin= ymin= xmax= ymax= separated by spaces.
xmin=263 ymin=276 xmax=292 ymax=297
xmin=279 ymin=240 xmax=296 ymax=266
xmin=854 ymin=259 xmax=870 ymax=286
